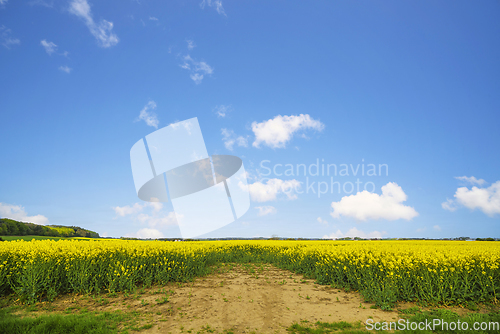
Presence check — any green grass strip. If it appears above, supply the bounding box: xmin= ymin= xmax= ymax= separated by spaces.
xmin=0 ymin=308 xmax=131 ymax=334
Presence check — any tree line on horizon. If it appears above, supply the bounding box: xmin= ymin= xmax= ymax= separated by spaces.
xmin=0 ymin=218 xmax=99 ymax=238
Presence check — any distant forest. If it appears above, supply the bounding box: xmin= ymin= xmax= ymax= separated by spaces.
xmin=0 ymin=218 xmax=99 ymax=238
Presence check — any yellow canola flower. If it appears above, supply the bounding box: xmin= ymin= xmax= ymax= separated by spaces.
xmin=0 ymin=239 xmax=499 ymax=304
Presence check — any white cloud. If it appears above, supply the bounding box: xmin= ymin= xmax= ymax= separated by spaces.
xmin=40 ymin=39 xmax=57 ymax=55
xmin=196 ymin=61 xmax=213 ymax=74
xmin=455 ymin=176 xmax=486 ymax=186
xmin=136 ymin=211 xmax=177 ymax=228
xmin=252 ymin=114 xmax=325 ymax=148
xmin=69 ymin=0 xmax=119 ymax=48
xmin=186 ymin=39 xmax=195 ymax=50
xmin=199 ymin=0 xmax=226 ymax=16
xmin=169 ymin=120 xmax=193 ymax=134
xmin=330 ymin=182 xmax=418 ymax=221
xmin=136 ymin=228 xmax=163 ymax=239
xmin=317 ymin=217 xmax=328 ymax=225
xmin=255 ymin=206 xmax=277 ymax=216
xmin=236 ymin=136 xmax=248 ymax=147
xmin=148 ymin=201 xmax=163 ymax=212
xmin=0 ymin=202 xmax=49 ymax=225
xmin=113 ymin=202 xmax=165 ymax=217
xmin=136 ymin=101 xmax=159 ymax=128
xmin=113 ymin=202 xmax=177 ymax=236
xmin=113 ymin=203 xmax=144 ymax=217
xmin=180 ymin=55 xmax=213 ymax=84
xmin=245 ymin=178 xmax=301 ymax=202
xmin=222 ymin=129 xmax=235 ymax=150
xmin=323 ymin=227 xmax=385 ymax=240
xmin=190 ymin=73 xmax=204 ymax=84
xmin=59 ymin=65 xmax=72 ymax=73
xmin=1 ymin=25 xmax=20 ymax=49
xmin=149 ymin=16 xmax=158 ymax=21
xmin=221 ymin=128 xmax=248 ymax=151
xmin=441 ymin=198 xmax=457 ymax=212
xmin=433 ymin=225 xmax=441 ymax=231
xmin=0 ymin=0 xmax=7 ymax=5
xmin=214 ymin=105 xmax=231 ymax=118
xmin=443 ymin=180 xmax=500 ymax=217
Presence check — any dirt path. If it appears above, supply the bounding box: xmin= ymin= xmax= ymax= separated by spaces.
xmin=29 ymin=263 xmax=409 ymax=333
xmin=148 ymin=263 xmax=400 ymax=333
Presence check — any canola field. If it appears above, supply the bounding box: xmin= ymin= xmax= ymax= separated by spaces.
xmin=0 ymin=240 xmax=498 ymax=308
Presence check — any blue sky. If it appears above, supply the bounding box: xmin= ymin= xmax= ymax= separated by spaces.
xmin=1 ymin=0 xmax=499 ymax=239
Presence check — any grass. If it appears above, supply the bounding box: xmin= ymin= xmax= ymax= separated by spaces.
xmin=0 ymin=307 xmax=131 ymax=334
xmin=287 ymin=321 xmax=365 ymax=334
xmin=287 ymin=309 xmax=500 ymax=334
xmin=0 ymin=235 xmax=91 ymax=241
xmin=398 ymin=308 xmax=500 ymax=333
xmin=0 ymin=298 xmax=154 ymax=334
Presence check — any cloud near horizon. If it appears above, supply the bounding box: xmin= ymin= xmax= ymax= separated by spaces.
xmin=134 ymin=228 xmax=164 ymax=239
xmin=330 ymin=182 xmax=418 ymax=221
xmin=323 ymin=227 xmax=386 ymax=239
xmin=0 ymin=202 xmax=49 ymax=225
xmin=113 ymin=202 xmax=178 ymax=239
xmin=255 ymin=206 xmax=277 ymax=216
xmin=442 ymin=178 xmax=500 ymax=217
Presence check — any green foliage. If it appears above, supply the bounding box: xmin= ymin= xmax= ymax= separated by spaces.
xmin=155 ymin=296 xmax=169 ymax=304
xmin=0 ymin=236 xmax=91 ymax=242
xmin=287 ymin=320 xmax=364 ymax=334
xmin=1 ymin=240 xmax=499 ymax=308
xmin=402 ymin=309 xmax=500 ymax=333
xmin=360 ymin=280 xmax=398 ymax=310
xmin=287 ymin=310 xmax=500 ymax=334
xmin=47 ymin=225 xmax=100 ymax=238
xmin=0 ymin=219 xmax=58 ymax=237
xmin=0 ymin=308 xmax=121 ymax=334
xmin=0 ymin=218 xmax=99 ymax=238
xmin=49 ymin=227 xmax=76 ymax=237
xmin=0 ymin=306 xmax=153 ymax=334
